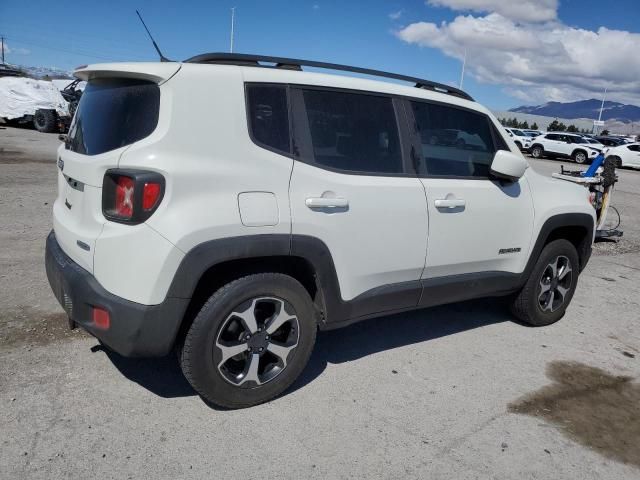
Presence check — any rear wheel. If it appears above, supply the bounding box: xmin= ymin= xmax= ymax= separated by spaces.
xmin=530 ymin=145 xmax=543 ymax=158
xmin=573 ymin=150 xmax=587 ymax=164
xmin=33 ymin=109 xmax=58 ymax=133
xmin=180 ymin=273 xmax=317 ymax=408
xmin=510 ymin=239 xmax=579 ymax=327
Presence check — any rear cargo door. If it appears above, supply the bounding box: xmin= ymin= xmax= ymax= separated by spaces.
xmin=53 ymin=72 xmax=169 ymax=273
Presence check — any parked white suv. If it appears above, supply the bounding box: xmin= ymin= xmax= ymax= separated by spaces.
xmin=45 ymin=53 xmax=595 ymax=408
xmin=504 ymin=127 xmax=531 ymax=151
xmin=529 ymin=132 xmax=601 ymax=163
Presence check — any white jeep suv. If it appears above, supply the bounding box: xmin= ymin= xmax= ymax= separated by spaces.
xmin=504 ymin=128 xmax=532 ymax=151
xmin=46 ymin=53 xmax=595 ymax=408
xmin=529 ymin=132 xmax=601 ymax=164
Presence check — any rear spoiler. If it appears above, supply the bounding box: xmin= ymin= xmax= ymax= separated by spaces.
xmin=74 ymin=62 xmax=181 ymax=84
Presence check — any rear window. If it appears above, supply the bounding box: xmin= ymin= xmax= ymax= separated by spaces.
xmin=66 ymin=78 xmax=160 ymax=155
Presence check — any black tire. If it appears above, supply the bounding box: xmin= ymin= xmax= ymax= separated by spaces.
xmin=573 ymin=150 xmax=587 ymax=164
xmin=180 ymin=273 xmax=317 ymax=408
xmin=530 ymin=145 xmax=543 ymax=158
xmin=510 ymin=239 xmax=579 ymax=327
xmin=607 ymin=156 xmax=622 ymax=168
xmin=33 ymin=109 xmax=58 ymax=133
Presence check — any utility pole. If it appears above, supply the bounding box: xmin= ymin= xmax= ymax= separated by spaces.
xmin=459 ymin=48 xmax=467 ymax=89
xmin=230 ymin=7 xmax=236 ymax=53
xmin=1 ymin=36 xmax=5 ymax=64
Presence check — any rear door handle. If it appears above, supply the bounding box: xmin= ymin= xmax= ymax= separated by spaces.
xmin=305 ymin=197 xmax=349 ymax=209
xmin=434 ymin=198 xmax=466 ymax=208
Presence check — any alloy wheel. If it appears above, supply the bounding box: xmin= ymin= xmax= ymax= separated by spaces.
xmin=215 ymin=297 xmax=299 ymax=387
xmin=538 ymin=255 xmax=573 ymax=313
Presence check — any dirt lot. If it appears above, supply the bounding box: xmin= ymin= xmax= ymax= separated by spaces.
xmin=1 ymin=125 xmax=639 ymax=479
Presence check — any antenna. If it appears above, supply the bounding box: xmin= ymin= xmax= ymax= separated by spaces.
xmin=135 ymin=10 xmax=171 ymax=62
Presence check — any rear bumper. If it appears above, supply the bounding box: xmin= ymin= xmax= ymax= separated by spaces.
xmin=45 ymin=231 xmax=188 ymax=357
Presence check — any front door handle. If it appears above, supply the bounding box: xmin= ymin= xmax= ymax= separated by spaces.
xmin=305 ymin=197 xmax=349 ymax=209
xmin=434 ymin=198 xmax=466 ymax=208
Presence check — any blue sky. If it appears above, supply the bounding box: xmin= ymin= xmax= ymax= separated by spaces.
xmin=1 ymin=0 xmax=638 ymax=109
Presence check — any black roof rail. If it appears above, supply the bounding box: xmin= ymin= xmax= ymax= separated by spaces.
xmin=184 ymin=52 xmax=473 ymax=101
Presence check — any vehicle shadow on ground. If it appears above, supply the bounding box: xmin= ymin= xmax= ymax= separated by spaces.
xmin=97 ymin=298 xmax=511 ymax=404
xmin=289 ymin=298 xmax=511 ymax=395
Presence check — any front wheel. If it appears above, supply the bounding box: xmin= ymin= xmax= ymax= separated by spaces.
xmin=510 ymin=239 xmax=579 ymax=327
xmin=180 ymin=273 xmax=317 ymax=408
xmin=607 ymin=156 xmax=622 ymax=168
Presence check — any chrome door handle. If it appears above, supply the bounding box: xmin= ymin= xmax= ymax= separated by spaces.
xmin=434 ymin=198 xmax=465 ymax=208
xmin=305 ymin=197 xmax=349 ymax=209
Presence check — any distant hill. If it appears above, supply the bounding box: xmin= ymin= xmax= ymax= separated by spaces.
xmin=510 ymin=99 xmax=640 ymax=123
xmin=6 ymin=63 xmax=74 ymax=80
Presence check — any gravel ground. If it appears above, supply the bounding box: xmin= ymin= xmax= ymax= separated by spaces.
xmin=1 ymin=126 xmax=639 ymax=479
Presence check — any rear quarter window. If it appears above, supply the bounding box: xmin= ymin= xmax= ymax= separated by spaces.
xmin=245 ymin=84 xmax=291 ymax=155
xmin=67 ymin=78 xmax=160 ymax=156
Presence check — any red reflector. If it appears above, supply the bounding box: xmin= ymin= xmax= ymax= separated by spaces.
xmin=92 ymin=307 xmax=110 ymax=330
xmin=142 ymin=182 xmax=161 ymax=210
xmin=115 ymin=176 xmax=135 ymax=218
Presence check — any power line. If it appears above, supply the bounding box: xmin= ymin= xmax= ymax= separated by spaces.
xmin=2 ymin=35 xmax=149 ymax=62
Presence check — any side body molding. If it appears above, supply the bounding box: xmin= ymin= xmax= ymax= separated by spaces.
xmin=164 ymin=213 xmax=593 ymax=332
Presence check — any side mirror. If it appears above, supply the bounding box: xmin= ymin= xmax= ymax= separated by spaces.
xmin=490 ymin=150 xmax=528 ymax=182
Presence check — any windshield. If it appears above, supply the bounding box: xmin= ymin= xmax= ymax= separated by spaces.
xmin=67 ymin=78 xmax=160 ymax=156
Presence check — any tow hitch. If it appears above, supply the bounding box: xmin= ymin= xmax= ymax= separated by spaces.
xmin=552 ymin=154 xmax=623 ymax=240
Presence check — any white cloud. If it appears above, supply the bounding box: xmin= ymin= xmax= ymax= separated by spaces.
xmin=3 ymin=42 xmax=31 ymax=55
xmin=312 ymin=4 xmax=320 ymax=10
xmin=389 ymin=9 xmax=404 ymax=20
xmin=427 ymin=0 xmax=558 ymax=23
xmin=396 ymin=13 xmax=640 ymax=105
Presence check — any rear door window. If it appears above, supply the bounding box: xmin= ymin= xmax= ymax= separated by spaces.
xmin=297 ymin=89 xmax=403 ymax=174
xmin=67 ymin=78 xmax=160 ymax=156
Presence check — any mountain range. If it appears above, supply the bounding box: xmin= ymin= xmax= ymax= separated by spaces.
xmin=510 ymin=99 xmax=640 ymax=123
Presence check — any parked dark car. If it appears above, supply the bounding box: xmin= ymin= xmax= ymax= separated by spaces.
xmin=595 ymin=136 xmax=627 ymax=147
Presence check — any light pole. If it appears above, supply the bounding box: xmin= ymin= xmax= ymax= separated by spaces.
xmin=596 ymin=87 xmax=607 ymax=134
xmin=230 ymin=7 xmax=236 ymax=53
xmin=459 ymin=48 xmax=467 ymax=89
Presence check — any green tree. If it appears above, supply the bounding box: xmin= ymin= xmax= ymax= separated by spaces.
xmin=548 ymin=120 xmax=560 ymax=131
xmin=557 ymin=122 xmax=567 ymax=132
xmin=531 ymin=122 xmax=538 ymax=130
xmin=567 ymin=124 xmax=578 ymax=133
xmin=601 ymin=129 xmax=610 ymax=136
xmin=520 ymin=120 xmax=530 ymax=129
